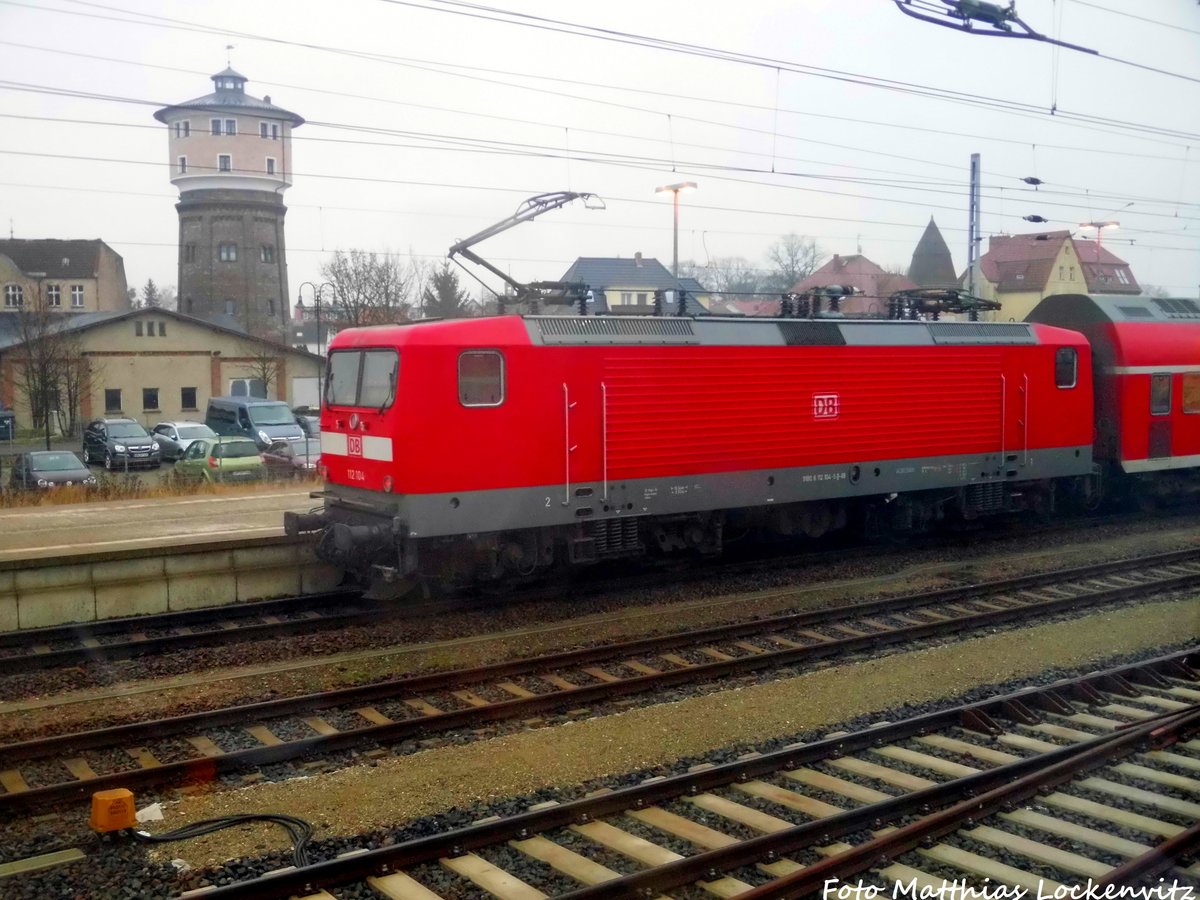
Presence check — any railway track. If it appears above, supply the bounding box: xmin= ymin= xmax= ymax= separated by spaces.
xmin=2 ymin=549 xmax=1199 ymax=815
xmin=0 ymin=589 xmax=378 ymax=672
xmin=179 ymin=649 xmax=1200 ymax=899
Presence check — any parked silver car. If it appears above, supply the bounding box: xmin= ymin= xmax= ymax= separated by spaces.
xmin=150 ymin=421 xmax=217 ymax=461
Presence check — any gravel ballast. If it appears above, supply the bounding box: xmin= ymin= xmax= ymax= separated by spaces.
xmin=140 ymin=595 xmax=1200 ymax=868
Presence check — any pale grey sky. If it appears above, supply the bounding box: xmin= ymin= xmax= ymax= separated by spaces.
xmin=1 ymin=0 xmax=1198 ymax=301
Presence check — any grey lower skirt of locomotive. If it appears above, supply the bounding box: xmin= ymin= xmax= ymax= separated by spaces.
xmin=285 ymin=471 xmax=1105 ymax=594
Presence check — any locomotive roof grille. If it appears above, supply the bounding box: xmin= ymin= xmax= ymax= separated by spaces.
xmin=777 ymin=321 xmax=847 ymax=346
xmin=533 ymin=316 xmax=697 ymax=344
xmin=926 ymin=322 xmax=1035 ymax=345
xmin=1118 ymin=306 xmax=1155 ymax=319
xmin=1152 ymin=297 xmax=1200 ymax=319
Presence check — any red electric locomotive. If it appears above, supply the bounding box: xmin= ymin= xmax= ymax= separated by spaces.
xmin=1028 ymin=292 xmax=1200 ymax=503
xmin=286 ymin=314 xmax=1095 ymax=593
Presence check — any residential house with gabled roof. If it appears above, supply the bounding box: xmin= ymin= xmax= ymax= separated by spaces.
xmin=793 ymin=254 xmax=916 ymax=317
xmin=0 ymin=239 xmax=129 ymax=315
xmin=0 ymin=306 xmax=322 ymax=435
xmin=971 ymin=230 xmax=1140 ymax=322
xmin=560 ymin=254 xmax=709 ymax=314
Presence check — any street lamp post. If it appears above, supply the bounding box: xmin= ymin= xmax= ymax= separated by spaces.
xmin=297 ymin=281 xmax=334 ymax=404
xmin=655 ymin=181 xmax=697 ymax=281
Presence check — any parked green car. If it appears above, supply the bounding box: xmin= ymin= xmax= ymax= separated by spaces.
xmin=175 ymin=436 xmax=265 ymax=484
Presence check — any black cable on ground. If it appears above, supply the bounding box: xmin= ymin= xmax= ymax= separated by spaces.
xmin=131 ymin=814 xmax=314 ymax=868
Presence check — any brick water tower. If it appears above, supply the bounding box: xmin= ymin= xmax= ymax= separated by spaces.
xmin=154 ymin=68 xmax=304 ymax=336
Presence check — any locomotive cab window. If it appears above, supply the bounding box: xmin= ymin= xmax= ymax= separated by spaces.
xmin=1054 ymin=348 xmax=1077 ymax=389
xmin=1151 ymin=373 xmax=1172 ymax=415
xmin=459 ymin=351 xmax=504 ymax=407
xmin=1183 ymin=374 xmax=1200 ymax=415
xmin=325 ymin=349 xmax=399 ymax=409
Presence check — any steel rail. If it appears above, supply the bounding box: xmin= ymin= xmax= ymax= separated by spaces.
xmin=729 ymin=707 xmax=1200 ymax=900
xmin=1 ymin=555 xmax=1198 ymax=812
xmin=0 ymin=589 xmax=374 ymax=672
xmin=187 ymin=648 xmax=1200 ymax=899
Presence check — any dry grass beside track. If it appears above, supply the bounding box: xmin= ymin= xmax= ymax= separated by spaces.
xmin=0 ymin=471 xmax=318 ymax=508
xmin=147 ymin=596 xmax=1200 ymax=869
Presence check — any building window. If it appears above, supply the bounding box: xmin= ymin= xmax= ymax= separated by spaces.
xmin=266 ymin=157 xmax=276 ymax=175
xmin=174 ymin=121 xmax=191 ymax=138
xmin=271 ymin=123 xmax=279 ymax=140
xmin=178 ymin=156 xmax=187 ymax=174
xmin=637 ymin=292 xmax=648 ymax=304
xmin=259 ymin=122 xmax=269 ymax=138
xmin=135 ymin=321 xmax=143 ymax=336
xmin=158 ymin=321 xmax=166 ymax=336
xmin=70 ymin=285 xmax=83 ymax=307
xmin=218 ymin=154 xmax=231 ymax=172
xmin=224 ymin=118 xmax=236 ymax=136
xmin=143 ymin=388 xmax=159 ymax=411
xmin=184 ymin=244 xmax=196 ymax=263
xmin=218 ymin=243 xmax=238 ymax=262
xmin=4 ymin=285 xmax=23 ymax=307
xmin=186 ymin=297 xmax=193 ymax=312
xmin=267 ymin=298 xmax=276 ymax=316
xmin=458 ymin=350 xmax=504 ymax=407
xmin=47 ymin=285 xmax=61 ymax=307
xmin=224 ymin=299 xmax=236 ymax=316
xmin=1069 ymin=266 xmax=1075 ymax=281
xmin=181 ymin=387 xmax=197 ymax=410
xmin=260 ymin=245 xmax=275 ymax=263
xmin=1152 ymin=373 xmax=1172 ymax=415
xmin=104 ymin=389 xmax=121 ymax=413
xmin=1058 ymin=266 xmax=1065 ymax=280
xmin=210 ymin=118 xmax=222 ymax=136
xmin=619 ymin=292 xmax=632 ymax=304
xmin=1116 ymin=269 xmax=1130 ymax=285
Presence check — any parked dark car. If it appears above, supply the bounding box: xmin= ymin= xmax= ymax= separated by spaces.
xmin=261 ymin=438 xmax=321 ymax=479
xmin=82 ymin=418 xmax=162 ymax=469
xmin=8 ymin=451 xmax=96 ymax=490
xmin=295 ymin=414 xmax=320 ymax=437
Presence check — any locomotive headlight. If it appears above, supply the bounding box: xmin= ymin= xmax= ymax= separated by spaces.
xmin=383 ymin=475 xmax=394 ymax=493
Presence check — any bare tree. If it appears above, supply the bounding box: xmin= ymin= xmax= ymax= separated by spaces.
xmin=10 ymin=287 xmax=92 ymax=442
xmin=240 ymin=341 xmax=284 ymax=399
xmin=320 ymin=249 xmax=415 ymax=326
xmin=680 ymin=257 xmax=762 ymax=298
xmin=764 ymin=234 xmax=825 ymax=292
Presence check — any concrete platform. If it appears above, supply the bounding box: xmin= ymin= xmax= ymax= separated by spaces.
xmin=0 ymin=488 xmax=312 ymax=562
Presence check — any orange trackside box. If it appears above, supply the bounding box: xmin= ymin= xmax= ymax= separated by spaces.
xmin=90 ymin=789 xmax=137 ymax=832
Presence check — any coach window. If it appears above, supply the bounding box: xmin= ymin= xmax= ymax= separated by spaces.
xmin=1184 ymin=374 xmax=1200 ymax=414
xmin=1054 ymin=348 xmax=1077 ymax=389
xmin=1151 ymin=373 xmax=1172 ymax=415
xmin=459 ymin=350 xmax=504 ymax=407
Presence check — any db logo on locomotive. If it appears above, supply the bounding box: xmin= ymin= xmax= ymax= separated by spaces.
xmin=347 ymin=435 xmax=364 ymax=457
xmin=813 ymin=393 xmax=840 ymax=419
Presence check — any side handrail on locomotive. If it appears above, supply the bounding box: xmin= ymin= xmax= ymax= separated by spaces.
xmin=447 ymin=191 xmax=606 ymax=314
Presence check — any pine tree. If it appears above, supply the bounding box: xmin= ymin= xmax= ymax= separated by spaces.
xmin=420 ymin=262 xmax=474 ymax=319
xmin=142 ymin=278 xmax=160 ymax=308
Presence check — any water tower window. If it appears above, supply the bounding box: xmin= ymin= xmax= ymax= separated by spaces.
xmin=266 ymin=158 xmax=276 ymax=175
xmin=218 ymin=154 xmax=231 ymax=172
xmin=224 ymin=119 xmax=236 ymax=136
xmin=210 ymin=118 xmax=222 ymax=136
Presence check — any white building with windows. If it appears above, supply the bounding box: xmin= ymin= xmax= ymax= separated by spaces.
xmin=154 ymin=68 xmax=304 ymax=337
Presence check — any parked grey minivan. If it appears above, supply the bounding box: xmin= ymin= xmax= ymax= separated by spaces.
xmin=205 ymin=397 xmax=305 ymax=449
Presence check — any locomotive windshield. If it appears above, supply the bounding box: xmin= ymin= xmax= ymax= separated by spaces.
xmin=326 ymin=349 xmax=399 ymax=409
